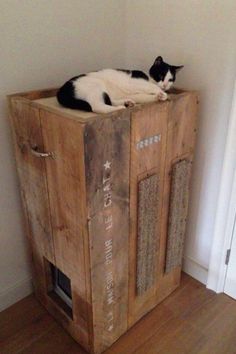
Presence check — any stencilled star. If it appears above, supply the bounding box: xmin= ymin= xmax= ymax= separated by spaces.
xmin=104 ymin=160 xmax=112 ymax=170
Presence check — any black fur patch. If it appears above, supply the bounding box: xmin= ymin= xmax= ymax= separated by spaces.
xmin=116 ymin=69 xmax=131 ymax=74
xmin=149 ymin=62 xmax=170 ymax=83
xmin=149 ymin=57 xmax=182 ymax=84
xmin=131 ymin=70 xmax=149 ymax=80
xmin=70 ymin=74 xmax=86 ymax=81
xmin=103 ymin=92 xmax=112 ymax=106
xmin=57 ymin=79 xmax=92 ymax=111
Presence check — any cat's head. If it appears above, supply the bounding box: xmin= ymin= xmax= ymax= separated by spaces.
xmin=149 ymin=56 xmax=183 ymax=91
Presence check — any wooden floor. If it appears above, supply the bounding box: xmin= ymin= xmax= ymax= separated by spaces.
xmin=1 ymin=273 xmax=236 ymax=354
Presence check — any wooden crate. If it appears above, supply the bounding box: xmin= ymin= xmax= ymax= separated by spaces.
xmin=8 ymin=87 xmax=198 ymax=354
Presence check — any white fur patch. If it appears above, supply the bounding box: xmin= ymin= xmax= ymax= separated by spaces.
xmin=73 ymin=69 xmax=167 ymax=113
xmin=158 ymin=70 xmax=174 ymax=91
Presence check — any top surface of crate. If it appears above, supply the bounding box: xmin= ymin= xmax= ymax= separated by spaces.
xmin=8 ymin=87 xmax=197 ymax=124
xmin=34 ymin=96 xmax=97 ymax=121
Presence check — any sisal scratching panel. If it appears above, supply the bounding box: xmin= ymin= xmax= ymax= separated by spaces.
xmin=165 ymin=159 xmax=192 ymax=273
xmin=136 ymin=174 xmax=159 ymax=296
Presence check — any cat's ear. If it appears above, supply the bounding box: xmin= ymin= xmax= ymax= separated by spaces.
xmin=154 ymin=56 xmax=163 ymax=65
xmin=172 ymin=65 xmax=184 ymax=72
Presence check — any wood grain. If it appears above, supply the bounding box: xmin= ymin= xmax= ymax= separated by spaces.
xmin=2 ymin=275 xmax=236 ymax=354
xmin=8 ymin=98 xmax=55 ymax=303
xmin=84 ymin=110 xmax=130 ymax=354
xmin=156 ymin=93 xmax=199 ymax=306
xmin=129 ymin=103 xmax=168 ymax=325
xmin=9 ymin=87 xmax=58 ymax=101
xmin=8 ymin=88 xmax=199 ymax=354
xmin=8 ymin=99 xmax=55 ymax=264
xmin=39 ymin=110 xmax=91 ymax=350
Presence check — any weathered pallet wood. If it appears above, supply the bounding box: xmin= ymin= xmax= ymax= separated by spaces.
xmin=8 ymin=88 xmax=198 ymax=354
xmin=84 ymin=112 xmax=130 ymax=353
xmin=129 ymin=103 xmax=168 ymax=325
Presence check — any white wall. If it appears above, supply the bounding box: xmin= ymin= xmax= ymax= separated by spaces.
xmin=1 ymin=1 xmax=236 ymax=311
xmin=0 ymin=0 xmax=126 ymax=311
xmin=125 ymin=0 xmax=236 ymax=283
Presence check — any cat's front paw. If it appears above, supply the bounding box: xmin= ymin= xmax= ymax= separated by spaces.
xmin=157 ymin=91 xmax=168 ymax=101
xmin=124 ymin=99 xmax=135 ymax=108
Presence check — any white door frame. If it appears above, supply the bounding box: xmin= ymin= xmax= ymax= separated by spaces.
xmin=224 ymin=183 xmax=236 ymax=297
xmin=207 ymin=80 xmax=236 ymax=293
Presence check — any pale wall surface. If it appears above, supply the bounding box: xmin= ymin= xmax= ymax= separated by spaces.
xmin=125 ymin=0 xmax=236 ymax=283
xmin=1 ymin=0 xmax=236 ymax=311
xmin=0 ymin=0 xmax=125 ymax=311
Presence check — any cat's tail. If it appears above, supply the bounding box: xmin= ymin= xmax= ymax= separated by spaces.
xmin=57 ymin=80 xmax=92 ymax=111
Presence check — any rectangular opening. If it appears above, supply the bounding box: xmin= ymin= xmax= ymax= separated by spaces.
xmin=45 ymin=260 xmax=73 ymax=319
xmin=51 ymin=265 xmax=72 ymax=308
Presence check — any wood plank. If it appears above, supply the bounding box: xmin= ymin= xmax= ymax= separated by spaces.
xmin=123 ymin=277 xmax=215 ymax=354
xmin=84 ymin=110 xmax=130 ymax=354
xmin=34 ymin=97 xmax=97 ymax=122
xmin=8 ymin=98 xmax=55 ymax=302
xmin=104 ymin=303 xmax=173 ymax=354
xmin=0 ymin=311 xmax=56 ymax=354
xmin=19 ymin=324 xmax=87 ymax=354
xmin=156 ymin=92 xmax=198 ymax=304
xmin=8 ymin=87 xmax=58 ymax=101
xmin=190 ymin=298 xmax=236 ymax=354
xmin=0 ymin=296 xmax=45 ymax=341
xmin=163 ymin=276 xmax=215 ymax=319
xmin=167 ymin=93 xmax=198 ymax=158
xmin=186 ymin=292 xmax=233 ymax=331
xmin=40 ymin=110 xmax=86 ymax=280
xmin=8 ymin=99 xmax=55 ymax=264
xmin=39 ymin=110 xmax=91 ymax=349
xmin=134 ymin=316 xmax=204 ymax=354
xmin=129 ymin=103 xmax=168 ymax=326
xmin=2 ymin=276 xmax=236 ymax=354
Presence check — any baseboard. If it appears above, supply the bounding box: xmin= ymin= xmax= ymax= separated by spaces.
xmin=0 ymin=277 xmax=33 ymax=312
xmin=182 ymin=256 xmax=208 ymax=285
xmin=0 ymin=258 xmax=208 ymax=312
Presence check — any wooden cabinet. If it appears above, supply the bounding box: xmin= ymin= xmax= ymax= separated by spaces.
xmin=8 ymin=88 xmax=198 ymax=354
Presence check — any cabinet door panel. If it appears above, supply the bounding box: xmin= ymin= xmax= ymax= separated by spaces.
xmin=40 ymin=110 xmax=90 ymax=334
xmin=9 ymin=100 xmax=54 ymax=262
xmin=9 ymin=100 xmax=55 ymax=299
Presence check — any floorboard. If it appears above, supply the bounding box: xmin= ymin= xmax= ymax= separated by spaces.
xmin=0 ymin=273 xmax=235 ymax=354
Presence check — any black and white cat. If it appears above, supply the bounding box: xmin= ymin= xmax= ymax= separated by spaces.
xmin=57 ymin=56 xmax=183 ymax=114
